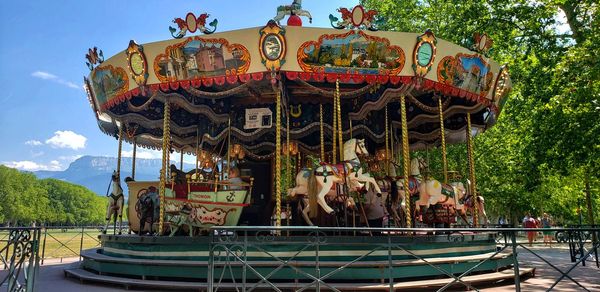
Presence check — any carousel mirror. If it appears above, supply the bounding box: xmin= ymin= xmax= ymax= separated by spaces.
xmin=351 ymin=5 xmax=364 ymax=27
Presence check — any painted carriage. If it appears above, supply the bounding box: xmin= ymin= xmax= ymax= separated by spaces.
xmin=67 ymin=3 xmax=531 ymax=290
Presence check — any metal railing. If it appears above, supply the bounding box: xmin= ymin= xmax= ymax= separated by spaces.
xmin=207 ymin=226 xmax=600 ymax=292
xmin=0 ymin=227 xmax=41 ymax=292
xmin=1 ymin=226 xmax=111 ymax=267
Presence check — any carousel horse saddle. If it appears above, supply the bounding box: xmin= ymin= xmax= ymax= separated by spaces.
xmin=315 ymin=163 xmax=347 ymax=178
xmin=397 ymin=177 xmax=419 ymax=195
xmin=440 ymin=183 xmax=455 ymax=197
xmin=109 ymin=193 xmax=123 ymax=201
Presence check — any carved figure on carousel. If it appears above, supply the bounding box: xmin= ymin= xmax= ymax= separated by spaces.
xmin=273 ymin=0 xmax=312 ymax=24
xmin=169 ymin=12 xmax=218 ymax=39
xmin=136 ymin=186 xmax=160 ymax=235
xmin=103 ymin=171 xmax=124 ymax=235
xmin=305 ymin=139 xmax=382 ymax=218
xmin=410 ymin=158 xmax=488 ymax=226
xmin=461 ymin=184 xmax=490 ymax=225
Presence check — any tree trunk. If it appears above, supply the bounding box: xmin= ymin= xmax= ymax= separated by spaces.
xmin=558 ymin=1 xmax=585 ymax=44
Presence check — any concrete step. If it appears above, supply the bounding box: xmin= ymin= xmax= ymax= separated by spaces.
xmin=82 ymin=248 xmax=513 ymax=268
xmin=65 ymin=267 xmax=535 ymax=291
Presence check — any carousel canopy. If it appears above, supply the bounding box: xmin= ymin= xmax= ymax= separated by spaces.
xmin=84 ymin=6 xmax=511 ymax=158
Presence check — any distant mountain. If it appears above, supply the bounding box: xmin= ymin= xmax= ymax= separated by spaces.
xmin=34 ymin=155 xmax=195 ymax=197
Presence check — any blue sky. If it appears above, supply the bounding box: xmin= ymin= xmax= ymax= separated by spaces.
xmin=0 ymin=0 xmax=357 ymax=171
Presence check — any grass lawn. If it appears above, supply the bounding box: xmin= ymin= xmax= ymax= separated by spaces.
xmin=1 ymin=228 xmax=104 ymax=261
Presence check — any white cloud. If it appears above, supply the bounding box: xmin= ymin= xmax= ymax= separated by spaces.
xmin=31 ymin=71 xmax=57 ymax=80
xmin=122 ymin=149 xmax=162 ymax=159
xmin=31 ymin=71 xmax=81 ymax=90
xmin=2 ymin=160 xmax=62 ymax=171
xmin=25 ymin=140 xmax=43 ymax=146
xmin=31 ymin=151 xmax=44 ymax=158
xmin=45 ymin=131 xmax=87 ymax=150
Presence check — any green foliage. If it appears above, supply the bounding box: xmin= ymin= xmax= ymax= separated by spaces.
xmin=0 ymin=166 xmax=106 ymax=225
xmin=362 ymin=0 xmax=599 ymax=224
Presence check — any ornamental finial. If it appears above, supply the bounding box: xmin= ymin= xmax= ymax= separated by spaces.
xmin=329 ymin=5 xmax=382 ymax=31
xmin=169 ymin=12 xmax=218 ymax=39
xmin=85 ymin=47 xmax=104 ymax=71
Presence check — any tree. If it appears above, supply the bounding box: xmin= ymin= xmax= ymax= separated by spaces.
xmin=362 ymin=0 xmax=599 ymax=222
xmin=0 ymin=166 xmax=106 ymax=225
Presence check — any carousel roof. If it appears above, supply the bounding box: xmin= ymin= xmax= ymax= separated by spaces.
xmin=84 ymin=6 xmax=511 ymax=158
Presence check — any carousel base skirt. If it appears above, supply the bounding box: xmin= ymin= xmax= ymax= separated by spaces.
xmin=65 ymin=232 xmax=534 ymax=289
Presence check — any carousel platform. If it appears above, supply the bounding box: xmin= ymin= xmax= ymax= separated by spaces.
xmin=64 ymin=231 xmax=535 ymax=290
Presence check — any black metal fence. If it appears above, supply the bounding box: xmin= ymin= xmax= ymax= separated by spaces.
xmin=207 ymin=226 xmax=600 ymax=292
xmin=0 ymin=227 xmax=41 ymax=292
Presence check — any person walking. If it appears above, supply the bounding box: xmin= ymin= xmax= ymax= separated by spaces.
xmin=523 ymin=212 xmax=537 ymax=247
xmin=541 ymin=213 xmax=553 ymax=247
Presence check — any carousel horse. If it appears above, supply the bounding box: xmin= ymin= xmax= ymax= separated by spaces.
xmin=461 ymin=182 xmax=490 ymax=225
xmin=307 ymin=138 xmax=382 ymax=217
xmin=103 ymin=171 xmax=124 ymax=235
xmin=273 ymin=0 xmax=312 ymax=24
xmin=411 ymin=158 xmax=484 ymax=225
xmin=137 ymin=186 xmax=160 ymax=235
xmin=288 ymin=171 xmax=358 ymax=226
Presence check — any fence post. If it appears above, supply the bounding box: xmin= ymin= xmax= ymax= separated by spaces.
xmin=207 ymin=230 xmax=214 ymax=292
xmin=26 ymin=229 xmax=40 ymax=292
xmin=79 ymin=226 xmax=84 ymax=261
xmin=316 ymin=229 xmax=320 ymax=292
xmin=511 ymin=230 xmax=521 ymax=292
xmin=388 ymin=232 xmax=393 ymax=292
xmin=40 ymin=227 xmax=47 ymax=265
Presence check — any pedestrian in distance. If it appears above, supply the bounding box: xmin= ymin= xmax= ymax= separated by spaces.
xmin=541 ymin=213 xmax=553 ymax=247
xmin=523 ymin=212 xmax=537 ymax=247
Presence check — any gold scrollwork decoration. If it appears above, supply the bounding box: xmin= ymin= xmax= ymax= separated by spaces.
xmin=126 ymin=40 xmax=149 ymax=86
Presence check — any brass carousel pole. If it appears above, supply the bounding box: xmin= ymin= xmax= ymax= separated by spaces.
xmin=227 ymin=117 xmax=231 ymax=176
xmin=320 ymin=103 xmax=325 ymax=162
xmin=438 ymin=96 xmax=448 ymax=184
xmin=180 ymin=151 xmax=184 ymax=171
xmin=286 ymin=110 xmax=291 ymax=193
xmin=286 ymin=110 xmax=291 ymax=231
xmin=132 ymin=138 xmax=137 ymax=180
xmin=336 ymin=79 xmax=343 ymax=161
xmin=466 ymin=112 xmax=478 ymax=226
xmin=275 ymin=88 xmax=282 ymax=228
xmin=332 ymin=87 xmax=338 ymax=164
xmin=400 ymin=96 xmax=412 ymax=228
xmin=349 ymin=118 xmax=353 ymax=138
xmin=159 ymin=101 xmax=171 ymax=235
xmin=385 ymin=105 xmax=390 ymax=175
xmin=195 ymin=127 xmax=199 ymax=179
xmin=116 ymin=126 xmax=123 ymax=176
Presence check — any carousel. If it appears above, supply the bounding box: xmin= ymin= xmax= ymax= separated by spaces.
xmin=66 ymin=2 xmax=533 ymax=290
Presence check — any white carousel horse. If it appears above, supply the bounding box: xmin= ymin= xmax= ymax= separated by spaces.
xmin=463 ymin=180 xmax=490 ymax=225
xmin=307 ymin=138 xmax=382 ymax=217
xmin=104 ymin=171 xmax=124 ymax=235
xmin=412 ymin=158 xmax=489 ymax=225
xmin=288 ymin=169 xmax=358 ymax=226
xmin=273 ymin=0 xmax=312 ymax=24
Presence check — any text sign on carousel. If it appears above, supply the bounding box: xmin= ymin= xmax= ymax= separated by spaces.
xmin=244 ymin=108 xmax=273 ymax=129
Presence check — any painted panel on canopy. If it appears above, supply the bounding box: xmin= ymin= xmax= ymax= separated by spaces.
xmin=437 ymin=53 xmax=493 ymax=97
xmin=297 ymin=30 xmax=405 ymax=75
xmin=91 ymin=65 xmax=129 ymax=106
xmin=153 ymin=36 xmax=251 ymax=83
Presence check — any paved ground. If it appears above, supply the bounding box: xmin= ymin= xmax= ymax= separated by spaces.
xmin=479 ymin=244 xmax=600 ymax=292
xmin=2 ymin=244 xmax=599 ymax=291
